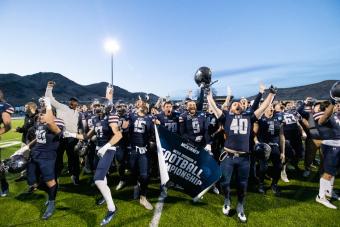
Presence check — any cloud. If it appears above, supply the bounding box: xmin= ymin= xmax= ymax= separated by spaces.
xmin=213 ymin=64 xmax=287 ymax=78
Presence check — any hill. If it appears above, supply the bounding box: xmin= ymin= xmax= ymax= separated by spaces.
xmin=0 ymin=72 xmax=159 ymax=106
xmin=247 ymin=80 xmax=337 ymax=100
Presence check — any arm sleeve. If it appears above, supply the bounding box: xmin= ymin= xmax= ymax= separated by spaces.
xmin=297 ymin=103 xmax=309 ymax=120
xmin=250 ymin=92 xmax=262 ymax=112
xmin=45 ymin=87 xmax=67 ymax=110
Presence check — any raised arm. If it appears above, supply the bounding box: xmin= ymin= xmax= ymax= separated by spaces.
xmin=221 ymin=86 xmax=232 ymax=111
xmin=254 ymin=85 xmax=277 ymax=119
xmin=318 ymin=103 xmax=334 ymax=125
xmin=250 ymin=83 xmax=266 ymax=112
xmin=207 ymin=91 xmax=223 ymax=119
xmin=45 ymin=81 xmax=67 ymax=110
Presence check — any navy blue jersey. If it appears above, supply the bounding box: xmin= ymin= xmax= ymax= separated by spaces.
xmin=322 ymin=112 xmax=340 ymax=140
xmin=116 ymin=113 xmax=130 ymax=146
xmin=31 ymin=118 xmax=64 ymax=159
xmin=0 ymin=102 xmax=14 ymax=123
xmin=206 ymin=113 xmax=220 ymax=137
xmin=128 ymin=113 xmax=153 ymax=147
xmin=92 ymin=113 xmax=117 ymax=147
xmin=219 ymin=110 xmax=256 ymax=152
xmin=257 ymin=114 xmax=283 ymax=144
xmin=156 ymin=111 xmax=179 ymax=133
xmin=179 ymin=112 xmax=209 ymax=145
xmin=282 ymin=110 xmax=300 ymax=132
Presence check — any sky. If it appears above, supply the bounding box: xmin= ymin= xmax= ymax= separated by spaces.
xmin=0 ymin=0 xmax=340 ymax=99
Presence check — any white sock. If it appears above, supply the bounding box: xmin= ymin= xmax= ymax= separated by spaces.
xmin=329 ymin=177 xmax=335 ymax=196
xmin=95 ymin=179 xmax=116 ymax=212
xmin=319 ymin=178 xmax=331 ymax=198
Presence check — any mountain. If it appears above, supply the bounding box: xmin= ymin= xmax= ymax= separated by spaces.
xmin=0 ymin=72 xmax=159 ymax=106
xmin=247 ymin=80 xmax=338 ymax=100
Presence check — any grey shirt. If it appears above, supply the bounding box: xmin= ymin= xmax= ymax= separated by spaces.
xmin=45 ymin=87 xmax=79 ymax=133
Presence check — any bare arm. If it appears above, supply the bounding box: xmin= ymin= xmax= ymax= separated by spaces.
xmin=109 ymin=123 xmax=123 ymax=145
xmin=221 ymin=86 xmax=232 ymax=110
xmin=0 ymin=112 xmax=11 ymax=135
xmin=207 ymin=91 xmax=223 ymax=119
xmin=254 ymin=90 xmax=276 ymax=119
xmin=44 ymin=109 xmax=61 ymax=134
xmin=253 ymin=122 xmax=259 ymax=144
xmin=280 ymin=125 xmax=285 ymax=160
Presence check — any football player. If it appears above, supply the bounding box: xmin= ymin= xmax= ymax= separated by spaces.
xmin=128 ymin=103 xmax=154 ymax=210
xmin=254 ymin=104 xmax=285 ymax=195
xmin=315 ymin=81 xmax=340 ymax=209
xmin=114 ymin=101 xmax=130 ymax=191
xmin=0 ymin=89 xmax=14 ymax=197
xmin=23 ymin=97 xmax=64 ymax=219
xmin=179 ymin=100 xmax=211 ymax=150
xmin=207 ymin=85 xmax=276 ymax=223
xmin=65 ymin=98 xmax=122 ymax=225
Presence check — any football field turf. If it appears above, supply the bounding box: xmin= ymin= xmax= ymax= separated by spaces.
xmin=0 ymin=119 xmax=339 ymax=227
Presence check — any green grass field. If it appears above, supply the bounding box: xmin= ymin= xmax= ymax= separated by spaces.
xmin=0 ymin=119 xmax=339 ymax=227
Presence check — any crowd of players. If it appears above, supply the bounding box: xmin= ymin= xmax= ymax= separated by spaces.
xmin=0 ymin=74 xmax=339 ymax=225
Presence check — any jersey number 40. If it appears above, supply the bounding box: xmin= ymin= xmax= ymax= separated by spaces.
xmin=230 ymin=118 xmax=248 ymax=135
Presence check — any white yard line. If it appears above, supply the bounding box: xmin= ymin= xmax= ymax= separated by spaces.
xmin=149 ymin=196 xmax=166 ymax=227
xmin=0 ymin=141 xmax=22 ymax=148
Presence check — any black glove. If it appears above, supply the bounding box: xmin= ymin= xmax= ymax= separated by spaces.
xmin=330 ymin=96 xmax=336 ymax=105
xmin=269 ymin=85 xmax=278 ymax=94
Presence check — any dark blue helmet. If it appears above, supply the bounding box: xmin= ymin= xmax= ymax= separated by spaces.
xmin=330 ymin=81 xmax=340 ymax=103
xmin=194 ymin=66 xmax=212 ymax=87
xmin=7 ymin=155 xmax=28 ymax=173
xmin=254 ymin=143 xmax=271 ymax=160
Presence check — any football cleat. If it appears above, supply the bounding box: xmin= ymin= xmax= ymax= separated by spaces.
xmin=212 ymin=186 xmax=220 ymax=195
xmin=140 ymin=196 xmax=153 ymax=210
xmin=326 ymin=191 xmax=340 ymax=201
xmin=1 ymin=189 xmax=8 ymax=197
xmin=222 ymin=205 xmax=231 ymax=216
xmin=237 ymin=212 xmax=247 ymax=223
xmin=42 ymin=200 xmax=55 ymax=220
xmin=303 ymin=170 xmax=310 ymax=178
xmin=258 ymin=184 xmax=265 ymax=194
xmin=96 ymin=197 xmax=106 ymax=206
xmin=271 ymin=184 xmax=281 ymax=196
xmin=115 ymin=181 xmax=126 ymax=191
xmin=100 ymin=210 xmax=116 ymax=226
xmin=71 ymin=175 xmax=80 ymax=186
xmin=316 ymin=195 xmax=337 ymax=209
xmin=26 ymin=185 xmax=37 ymax=194
xmin=281 ymin=170 xmax=290 ymax=183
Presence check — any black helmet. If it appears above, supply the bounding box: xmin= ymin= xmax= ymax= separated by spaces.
xmin=74 ymin=140 xmax=89 ymax=157
xmin=7 ymin=155 xmax=28 ymax=173
xmin=254 ymin=143 xmax=271 ymax=160
xmin=330 ymin=81 xmax=340 ymax=103
xmin=194 ymin=66 xmax=212 ymax=87
xmin=92 ymin=98 xmax=112 ymax=114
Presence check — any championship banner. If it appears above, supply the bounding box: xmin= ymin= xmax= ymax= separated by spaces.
xmin=155 ymin=125 xmax=221 ymax=200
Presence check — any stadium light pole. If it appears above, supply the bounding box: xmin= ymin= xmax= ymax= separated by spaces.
xmin=104 ymin=39 xmax=120 ymax=85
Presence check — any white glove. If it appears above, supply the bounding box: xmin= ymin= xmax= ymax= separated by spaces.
xmin=227 ymin=86 xmax=232 ymax=96
xmin=204 ymin=144 xmax=213 ymax=155
xmin=302 ymin=132 xmax=307 ymax=140
xmin=63 ymin=131 xmax=77 ymax=138
xmin=106 ymin=85 xmax=113 ymax=95
xmin=11 ymin=145 xmax=29 ymax=157
xmin=43 ymin=97 xmax=52 ymax=110
xmin=97 ymin=143 xmax=112 ymax=158
xmin=204 ymin=144 xmax=211 ymax=152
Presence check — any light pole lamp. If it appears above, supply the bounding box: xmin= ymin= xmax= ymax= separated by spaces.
xmin=104 ymin=39 xmax=120 ymax=85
